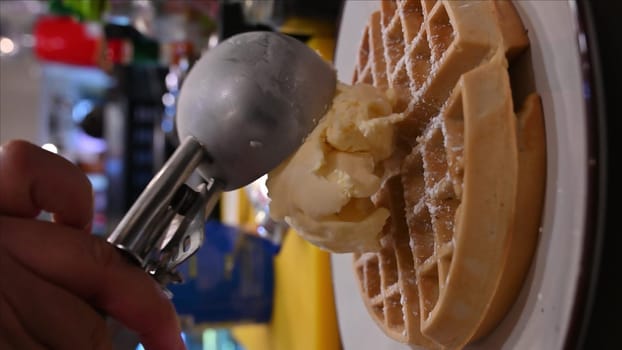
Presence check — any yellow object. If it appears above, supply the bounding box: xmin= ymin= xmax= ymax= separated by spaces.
xmin=232 ymin=231 xmax=339 ymax=350
xmin=267 ymin=84 xmax=404 ymax=253
xmin=226 ymin=25 xmax=341 ymax=350
xmin=280 ymin=17 xmax=336 ymax=62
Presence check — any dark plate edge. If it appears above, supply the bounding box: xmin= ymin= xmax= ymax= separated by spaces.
xmin=564 ymin=0 xmax=614 ymax=349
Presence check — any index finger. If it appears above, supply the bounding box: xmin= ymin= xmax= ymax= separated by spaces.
xmin=0 ymin=140 xmax=93 ymax=230
xmin=0 ymin=217 xmax=185 ymax=350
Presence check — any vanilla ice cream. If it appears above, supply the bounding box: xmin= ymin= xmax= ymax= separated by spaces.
xmin=266 ymin=83 xmax=404 ymax=253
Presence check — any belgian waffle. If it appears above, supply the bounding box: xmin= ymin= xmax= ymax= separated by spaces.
xmin=351 ymin=1 xmax=545 ymax=348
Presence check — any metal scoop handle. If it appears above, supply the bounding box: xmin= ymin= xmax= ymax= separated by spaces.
xmin=106 ymin=136 xmax=222 ymax=287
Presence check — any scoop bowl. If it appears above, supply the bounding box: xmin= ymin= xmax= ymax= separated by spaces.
xmin=176 ymin=31 xmax=336 ymax=190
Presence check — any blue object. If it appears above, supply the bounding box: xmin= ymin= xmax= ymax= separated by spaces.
xmin=169 ymin=221 xmax=276 ymax=324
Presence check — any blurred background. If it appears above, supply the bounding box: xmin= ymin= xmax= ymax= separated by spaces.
xmin=0 ymin=1 xmax=344 ymax=349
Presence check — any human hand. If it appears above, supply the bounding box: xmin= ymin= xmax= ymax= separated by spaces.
xmin=0 ymin=140 xmax=185 ymax=350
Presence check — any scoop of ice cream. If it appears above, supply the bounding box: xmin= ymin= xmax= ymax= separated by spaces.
xmin=266 ymin=83 xmax=404 ymax=253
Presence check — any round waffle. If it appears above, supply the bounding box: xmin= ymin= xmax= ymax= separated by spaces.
xmin=351 ymin=1 xmax=546 ymax=348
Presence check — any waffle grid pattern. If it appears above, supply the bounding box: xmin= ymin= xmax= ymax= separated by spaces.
xmin=351 ymin=1 xmax=530 ymax=348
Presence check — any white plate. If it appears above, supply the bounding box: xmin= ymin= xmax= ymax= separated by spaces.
xmin=332 ymin=1 xmax=590 ymax=349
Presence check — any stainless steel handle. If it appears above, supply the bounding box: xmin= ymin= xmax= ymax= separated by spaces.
xmin=106 ymin=136 xmax=223 ymax=288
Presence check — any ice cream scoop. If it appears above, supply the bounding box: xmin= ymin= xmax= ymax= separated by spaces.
xmin=106 ymin=31 xmax=336 ymax=286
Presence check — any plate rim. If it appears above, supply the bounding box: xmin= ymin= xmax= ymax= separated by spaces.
xmin=563 ymin=1 xmax=610 ymax=349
